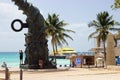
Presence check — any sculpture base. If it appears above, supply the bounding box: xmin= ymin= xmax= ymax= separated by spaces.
xmin=28 ymin=65 xmax=40 ymax=69
xmin=20 ymin=64 xmax=56 ymax=69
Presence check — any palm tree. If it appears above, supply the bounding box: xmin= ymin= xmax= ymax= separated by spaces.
xmin=112 ymin=0 xmax=120 ymax=9
xmin=88 ymin=11 xmax=118 ymax=68
xmin=45 ymin=13 xmax=74 ymax=64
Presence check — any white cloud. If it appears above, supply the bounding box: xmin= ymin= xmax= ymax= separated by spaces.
xmin=66 ymin=23 xmax=89 ymax=31
xmin=0 ymin=32 xmax=24 ymax=39
xmin=0 ymin=31 xmax=25 ymax=52
xmin=0 ymin=2 xmax=25 ymax=18
xmin=65 ymin=23 xmax=94 ymax=37
xmin=0 ymin=2 xmax=26 ymax=51
xmin=60 ymin=22 xmax=95 ymax=52
xmin=0 ymin=2 xmax=26 ymax=32
xmin=0 ymin=2 xmax=94 ymax=52
xmin=69 ymin=23 xmax=88 ymax=28
xmin=0 ymin=2 xmax=43 ymax=51
xmin=0 ymin=2 xmax=13 ymax=13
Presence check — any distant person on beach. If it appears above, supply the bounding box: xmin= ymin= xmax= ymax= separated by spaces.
xmin=19 ymin=50 xmax=23 ymax=64
xmin=1 ymin=62 xmax=7 ymax=68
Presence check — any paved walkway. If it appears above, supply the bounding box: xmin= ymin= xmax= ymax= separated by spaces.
xmin=0 ymin=66 xmax=120 ymax=80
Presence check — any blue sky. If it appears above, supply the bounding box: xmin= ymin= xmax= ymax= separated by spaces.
xmin=0 ymin=0 xmax=120 ymax=52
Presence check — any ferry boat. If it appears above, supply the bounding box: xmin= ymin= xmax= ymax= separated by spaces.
xmin=49 ymin=47 xmax=77 ymax=59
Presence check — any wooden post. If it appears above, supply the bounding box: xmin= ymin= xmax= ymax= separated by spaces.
xmin=20 ymin=69 xmax=23 ymax=80
xmin=88 ymin=61 xmax=90 ymax=68
xmin=96 ymin=60 xmax=97 ymax=68
xmin=80 ymin=57 xmax=83 ymax=68
xmin=5 ymin=67 xmax=9 ymax=80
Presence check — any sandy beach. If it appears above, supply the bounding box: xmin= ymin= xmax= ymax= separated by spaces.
xmin=0 ymin=66 xmax=120 ymax=80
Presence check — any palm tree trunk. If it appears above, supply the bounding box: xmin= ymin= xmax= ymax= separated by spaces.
xmin=103 ymin=41 xmax=107 ymax=68
xmin=55 ymin=42 xmax=58 ymax=64
xmin=52 ymin=45 xmax=56 ymax=64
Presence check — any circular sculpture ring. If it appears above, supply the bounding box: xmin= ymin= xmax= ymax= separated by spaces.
xmin=11 ymin=19 xmax=23 ymax=32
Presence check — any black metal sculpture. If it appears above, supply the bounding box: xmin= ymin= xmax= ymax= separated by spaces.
xmin=11 ymin=0 xmax=54 ymax=69
xmin=11 ymin=19 xmax=28 ymax=32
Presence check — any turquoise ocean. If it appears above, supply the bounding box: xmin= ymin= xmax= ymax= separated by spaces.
xmin=0 ymin=52 xmax=70 ymax=67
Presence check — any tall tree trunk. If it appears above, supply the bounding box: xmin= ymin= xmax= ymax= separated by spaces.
xmin=103 ymin=41 xmax=107 ymax=68
xmin=52 ymin=44 xmax=56 ymax=64
xmin=55 ymin=42 xmax=58 ymax=64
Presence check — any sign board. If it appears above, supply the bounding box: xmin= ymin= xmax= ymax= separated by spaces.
xmin=75 ymin=58 xmax=81 ymax=65
xmin=117 ymin=57 xmax=120 ymax=64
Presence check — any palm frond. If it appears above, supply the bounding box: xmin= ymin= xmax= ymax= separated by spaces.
xmin=88 ymin=31 xmax=98 ymax=40
xmin=45 ymin=13 xmax=75 ymax=50
xmin=88 ymin=20 xmax=100 ymax=28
